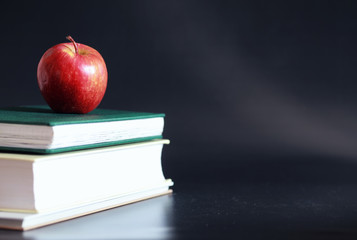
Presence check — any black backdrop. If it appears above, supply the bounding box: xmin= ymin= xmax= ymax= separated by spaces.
xmin=2 ymin=0 xmax=357 ymax=189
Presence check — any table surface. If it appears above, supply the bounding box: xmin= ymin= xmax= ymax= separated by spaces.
xmin=1 ymin=154 xmax=357 ymax=240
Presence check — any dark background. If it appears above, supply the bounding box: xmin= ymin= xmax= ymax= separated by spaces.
xmin=2 ymin=1 xmax=357 ymax=239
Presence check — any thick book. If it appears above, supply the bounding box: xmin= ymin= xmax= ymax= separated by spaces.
xmin=0 ymin=139 xmax=172 ymax=214
xmin=0 ymin=106 xmax=165 ymax=153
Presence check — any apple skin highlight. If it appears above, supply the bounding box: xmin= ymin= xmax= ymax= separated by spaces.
xmin=37 ymin=36 xmax=108 ymax=114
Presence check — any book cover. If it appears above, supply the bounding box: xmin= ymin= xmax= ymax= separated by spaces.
xmin=0 ymin=105 xmax=165 ymax=126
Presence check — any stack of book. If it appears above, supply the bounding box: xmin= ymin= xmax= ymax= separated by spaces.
xmin=0 ymin=106 xmax=173 ymax=231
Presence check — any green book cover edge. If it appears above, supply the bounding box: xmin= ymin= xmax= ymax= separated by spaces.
xmin=0 ymin=105 xmax=165 ymax=126
xmin=0 ymin=136 xmax=163 ymax=154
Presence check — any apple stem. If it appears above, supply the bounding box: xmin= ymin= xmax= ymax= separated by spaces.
xmin=66 ymin=36 xmax=79 ymax=54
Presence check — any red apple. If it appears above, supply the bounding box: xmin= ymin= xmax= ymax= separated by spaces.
xmin=37 ymin=36 xmax=108 ymax=114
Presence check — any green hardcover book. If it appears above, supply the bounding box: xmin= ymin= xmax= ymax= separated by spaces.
xmin=0 ymin=106 xmax=165 ymax=154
